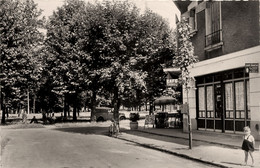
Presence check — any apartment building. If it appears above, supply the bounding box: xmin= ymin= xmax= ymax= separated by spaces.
xmin=174 ymin=1 xmax=260 ymax=140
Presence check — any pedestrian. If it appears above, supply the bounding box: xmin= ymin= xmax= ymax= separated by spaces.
xmin=242 ymin=126 xmax=255 ymax=167
xmin=30 ymin=116 xmax=38 ymax=124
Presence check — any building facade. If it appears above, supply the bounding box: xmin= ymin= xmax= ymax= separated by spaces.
xmin=174 ymin=1 xmax=260 ymax=140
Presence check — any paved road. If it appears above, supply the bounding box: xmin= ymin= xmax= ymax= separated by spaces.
xmin=1 ymin=124 xmax=217 ymax=168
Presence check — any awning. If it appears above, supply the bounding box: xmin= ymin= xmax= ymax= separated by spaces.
xmin=154 ymin=96 xmax=176 ymax=105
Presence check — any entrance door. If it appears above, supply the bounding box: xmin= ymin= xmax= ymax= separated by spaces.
xmin=215 ymin=84 xmax=224 ymax=132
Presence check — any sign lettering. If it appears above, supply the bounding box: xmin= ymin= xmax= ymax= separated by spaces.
xmin=245 ymin=63 xmax=259 ymax=73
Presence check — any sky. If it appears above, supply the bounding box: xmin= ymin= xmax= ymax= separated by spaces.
xmin=34 ymin=0 xmax=180 ymax=29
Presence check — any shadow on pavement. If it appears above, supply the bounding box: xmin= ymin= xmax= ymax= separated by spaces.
xmin=54 ymin=126 xmax=111 ymax=136
xmin=123 ymin=129 xmax=214 ymax=148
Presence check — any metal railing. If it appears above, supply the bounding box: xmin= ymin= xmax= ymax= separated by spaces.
xmin=205 ymin=29 xmax=222 ymax=48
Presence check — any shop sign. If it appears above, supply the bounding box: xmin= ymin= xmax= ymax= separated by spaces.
xmin=245 ymin=63 xmax=259 ymax=73
xmin=166 ymin=79 xmax=178 ymax=87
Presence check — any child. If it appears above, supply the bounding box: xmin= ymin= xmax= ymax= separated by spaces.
xmin=242 ymin=126 xmax=255 ymax=166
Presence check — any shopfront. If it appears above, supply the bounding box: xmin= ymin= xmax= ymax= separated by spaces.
xmin=196 ymin=68 xmax=250 ymax=133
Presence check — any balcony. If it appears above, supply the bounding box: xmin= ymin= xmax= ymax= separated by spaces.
xmin=205 ymin=29 xmax=223 ymax=51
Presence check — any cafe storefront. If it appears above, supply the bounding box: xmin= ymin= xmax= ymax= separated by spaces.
xmin=196 ymin=68 xmax=250 ymax=132
xmin=184 ymin=46 xmax=260 ymax=140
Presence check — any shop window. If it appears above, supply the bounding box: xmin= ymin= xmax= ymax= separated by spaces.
xmin=198 ymin=87 xmax=205 ymax=118
xmin=206 ymin=86 xmax=214 ymax=118
xmin=225 ymin=83 xmax=233 ymax=118
xmin=235 ymin=82 xmax=245 ymax=119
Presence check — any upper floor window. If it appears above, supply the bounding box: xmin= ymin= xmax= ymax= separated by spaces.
xmin=205 ymin=2 xmax=222 ymax=48
xmin=189 ymin=8 xmax=196 ymax=31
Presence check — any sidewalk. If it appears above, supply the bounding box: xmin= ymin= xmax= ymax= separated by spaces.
xmin=117 ymin=126 xmax=260 ymax=168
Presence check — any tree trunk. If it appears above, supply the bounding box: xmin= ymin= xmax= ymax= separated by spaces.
xmin=149 ymin=100 xmax=154 ymax=115
xmin=113 ymin=86 xmax=120 ymax=122
xmin=17 ymin=105 xmax=20 ymax=117
xmin=6 ymin=107 xmax=9 ymax=118
xmin=63 ymin=94 xmax=67 ymax=118
xmin=73 ymin=93 xmax=77 ymax=121
xmin=67 ymin=106 xmax=70 ymax=117
xmin=27 ymin=88 xmax=30 ymax=114
xmin=1 ymin=90 xmax=5 ymax=124
xmin=66 ymin=94 xmax=70 ymax=117
xmin=33 ymin=95 xmax=36 ymax=113
xmin=1 ymin=103 xmax=5 ymax=125
xmin=90 ymin=90 xmax=97 ymax=121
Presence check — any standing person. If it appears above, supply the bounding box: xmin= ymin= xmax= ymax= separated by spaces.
xmin=242 ymin=126 xmax=255 ymax=166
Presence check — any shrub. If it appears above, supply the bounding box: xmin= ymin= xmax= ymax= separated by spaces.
xmin=129 ymin=113 xmax=140 ymax=122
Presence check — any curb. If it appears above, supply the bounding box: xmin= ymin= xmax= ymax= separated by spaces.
xmin=134 ymin=130 xmax=241 ymax=149
xmin=115 ymin=135 xmax=228 ymax=168
xmin=134 ymin=130 xmax=260 ymax=151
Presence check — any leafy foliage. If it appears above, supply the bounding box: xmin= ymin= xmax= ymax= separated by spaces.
xmin=173 ymin=18 xmax=198 ymax=86
xmin=1 ymin=0 xmax=177 ymax=124
xmin=0 ymin=0 xmax=44 ymax=123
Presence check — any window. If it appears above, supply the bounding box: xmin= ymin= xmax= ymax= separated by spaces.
xmin=198 ymin=87 xmax=205 ymax=118
xmin=225 ymin=83 xmax=233 ymax=118
xmin=235 ymin=82 xmax=244 ymax=119
xmin=206 ymin=86 xmax=214 ymax=118
xmin=205 ymin=2 xmax=222 ymax=48
xmin=196 ymin=69 xmax=250 ymax=132
xmin=189 ymin=8 xmax=196 ymax=31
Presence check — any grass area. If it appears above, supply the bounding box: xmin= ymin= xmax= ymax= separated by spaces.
xmin=3 ymin=123 xmax=45 ymax=129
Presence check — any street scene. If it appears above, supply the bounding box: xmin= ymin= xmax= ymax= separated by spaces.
xmin=1 ymin=121 xmax=218 ymax=168
xmin=1 ymin=0 xmax=260 ymax=168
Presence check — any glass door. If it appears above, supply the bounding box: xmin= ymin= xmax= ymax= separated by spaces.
xmin=215 ymin=84 xmax=224 ymax=132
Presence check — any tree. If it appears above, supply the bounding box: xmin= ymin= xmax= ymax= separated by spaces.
xmin=83 ymin=1 xmax=176 ymax=122
xmin=0 ymin=0 xmax=44 ymax=124
xmin=45 ymin=0 xmax=87 ymax=121
xmin=45 ymin=0 xmax=176 ymax=124
xmin=137 ymin=10 xmax=175 ymax=115
xmin=173 ymin=17 xmax=198 ymax=149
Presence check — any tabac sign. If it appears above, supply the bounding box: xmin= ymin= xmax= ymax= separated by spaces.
xmin=245 ymin=63 xmax=259 ymax=73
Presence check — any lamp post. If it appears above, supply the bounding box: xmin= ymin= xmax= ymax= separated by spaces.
xmin=185 ymin=83 xmax=192 ymax=149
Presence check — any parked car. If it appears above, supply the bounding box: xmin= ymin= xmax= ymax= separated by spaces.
xmin=94 ymin=107 xmax=126 ymax=122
